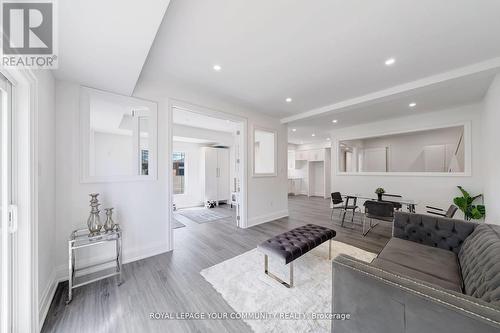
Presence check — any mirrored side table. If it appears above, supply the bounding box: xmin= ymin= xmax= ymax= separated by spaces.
xmin=66 ymin=226 xmax=122 ymax=304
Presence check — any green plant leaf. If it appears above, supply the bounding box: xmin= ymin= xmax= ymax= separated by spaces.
xmin=453 ymin=197 xmax=467 ymax=211
xmin=471 ymin=194 xmax=483 ymax=201
xmin=454 ymin=186 xmax=485 ymax=221
xmin=457 ymin=186 xmax=470 ymax=199
xmin=470 ymin=206 xmax=484 ymax=220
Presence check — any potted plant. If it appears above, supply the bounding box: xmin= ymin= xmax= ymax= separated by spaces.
xmin=453 ymin=186 xmax=486 ymax=221
xmin=375 ymin=187 xmax=385 ymax=201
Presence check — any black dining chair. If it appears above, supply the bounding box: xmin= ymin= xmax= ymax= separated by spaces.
xmin=381 ymin=193 xmax=403 ymax=210
xmin=426 ymin=204 xmax=458 ymax=218
xmin=330 ymin=192 xmax=344 ymax=219
xmin=341 ymin=195 xmax=360 ymax=228
xmin=362 ymin=200 xmax=395 ymax=236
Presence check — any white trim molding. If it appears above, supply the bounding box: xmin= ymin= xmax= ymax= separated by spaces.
xmin=0 ymin=66 xmax=40 ymax=333
xmin=38 ymin=269 xmax=58 ymax=329
xmin=246 ymin=209 xmax=289 ymax=228
xmin=55 ymin=242 xmax=172 ymax=282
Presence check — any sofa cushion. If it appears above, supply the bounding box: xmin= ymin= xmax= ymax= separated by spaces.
xmin=372 ymin=257 xmax=462 ymax=292
xmin=458 ymin=224 xmax=500 ymax=307
xmin=393 ymin=212 xmax=477 ymax=254
xmin=377 ymin=237 xmax=462 ymax=288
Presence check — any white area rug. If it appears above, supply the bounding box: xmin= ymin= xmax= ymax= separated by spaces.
xmin=200 ymin=240 xmax=377 ymax=333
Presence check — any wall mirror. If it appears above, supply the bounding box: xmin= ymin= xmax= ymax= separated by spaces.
xmin=337 ymin=123 xmax=470 ymax=176
xmin=253 ymin=127 xmax=277 ymax=177
xmin=80 ymin=87 xmax=158 ymax=182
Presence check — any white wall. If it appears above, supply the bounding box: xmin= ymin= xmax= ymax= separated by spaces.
xmin=54 ymin=81 xmax=170 ymax=279
xmin=34 ymin=70 xmax=57 ymax=326
xmin=482 ymin=74 xmax=500 ymax=224
xmin=133 ymin=76 xmax=289 ymax=227
xmin=172 ymin=141 xmax=204 ymax=208
xmin=330 ymin=104 xmax=483 ymax=217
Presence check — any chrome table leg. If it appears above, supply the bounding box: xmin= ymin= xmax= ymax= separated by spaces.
xmin=66 ymin=242 xmax=73 ymax=304
xmin=116 ymin=233 xmax=123 ymax=285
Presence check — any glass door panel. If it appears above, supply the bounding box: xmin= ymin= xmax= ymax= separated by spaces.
xmin=0 ymin=73 xmax=13 ymax=333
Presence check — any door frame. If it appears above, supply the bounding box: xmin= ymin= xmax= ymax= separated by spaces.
xmin=0 ymin=67 xmax=39 ymax=333
xmin=167 ymin=99 xmax=248 ymax=249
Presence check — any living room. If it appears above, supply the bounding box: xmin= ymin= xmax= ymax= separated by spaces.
xmin=1 ymin=1 xmax=500 ymax=333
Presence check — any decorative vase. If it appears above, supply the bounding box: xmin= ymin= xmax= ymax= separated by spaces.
xmin=377 ymin=193 xmax=383 ymax=201
xmin=103 ymin=208 xmax=115 ymax=232
xmin=87 ymin=193 xmax=102 ymax=236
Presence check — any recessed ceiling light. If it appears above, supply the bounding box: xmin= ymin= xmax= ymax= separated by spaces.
xmin=409 ymin=102 xmax=417 ymax=108
xmin=311 ymin=133 xmax=316 ymax=137
xmin=326 ymin=138 xmax=331 ymax=141
xmin=285 ymin=97 xmax=292 ymax=103
xmin=332 ymin=119 xmax=338 ymax=123
xmin=292 ymin=128 xmax=297 ymax=132
xmin=213 ymin=64 xmax=222 ymax=71
xmin=385 ymin=58 xmax=396 ymax=66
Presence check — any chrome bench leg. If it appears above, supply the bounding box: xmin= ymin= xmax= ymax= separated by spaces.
xmin=264 ymin=255 xmax=293 ymax=288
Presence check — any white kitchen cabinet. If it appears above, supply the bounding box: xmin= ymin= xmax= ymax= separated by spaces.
xmin=309 ymin=149 xmax=325 ymax=161
xmin=295 ymin=150 xmax=308 ymax=161
xmin=202 ymin=147 xmax=230 ymax=204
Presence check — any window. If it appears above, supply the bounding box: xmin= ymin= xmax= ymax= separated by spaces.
xmin=141 ymin=149 xmax=149 ymax=175
xmin=173 ymin=152 xmax=185 ymax=194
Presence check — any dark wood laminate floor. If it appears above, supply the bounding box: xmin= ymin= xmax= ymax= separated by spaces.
xmin=42 ymin=196 xmax=391 ymax=333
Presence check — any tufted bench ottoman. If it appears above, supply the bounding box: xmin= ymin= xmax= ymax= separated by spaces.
xmin=257 ymin=224 xmax=336 ymax=288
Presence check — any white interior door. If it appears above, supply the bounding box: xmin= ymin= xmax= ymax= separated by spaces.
xmin=204 ymin=148 xmax=218 ymax=202
xmin=0 ymin=73 xmax=13 ymax=333
xmin=217 ymin=148 xmax=230 ymax=202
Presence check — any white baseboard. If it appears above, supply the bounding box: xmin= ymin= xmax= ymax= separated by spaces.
xmin=246 ymin=209 xmax=289 ymax=228
xmin=39 ymin=269 xmax=58 ymax=330
xmin=54 ymin=242 xmax=172 ymax=282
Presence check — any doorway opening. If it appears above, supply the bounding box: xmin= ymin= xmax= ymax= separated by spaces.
xmin=168 ymin=101 xmax=247 ymax=249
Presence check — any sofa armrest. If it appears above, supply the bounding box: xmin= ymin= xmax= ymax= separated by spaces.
xmin=392 ymin=211 xmax=477 ymax=253
xmin=332 ymin=254 xmax=500 ymax=333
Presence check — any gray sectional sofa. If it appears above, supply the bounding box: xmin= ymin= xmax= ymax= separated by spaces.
xmin=332 ymin=212 xmax=500 ymax=333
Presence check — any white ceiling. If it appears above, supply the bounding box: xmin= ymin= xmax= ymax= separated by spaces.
xmin=140 ymin=0 xmax=500 ymax=118
xmin=54 ymin=0 xmax=171 ymax=95
xmin=288 ymin=71 xmax=495 ymax=144
xmin=56 ymin=0 xmax=500 ymax=139
xmin=173 ymin=108 xmax=240 ymax=133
